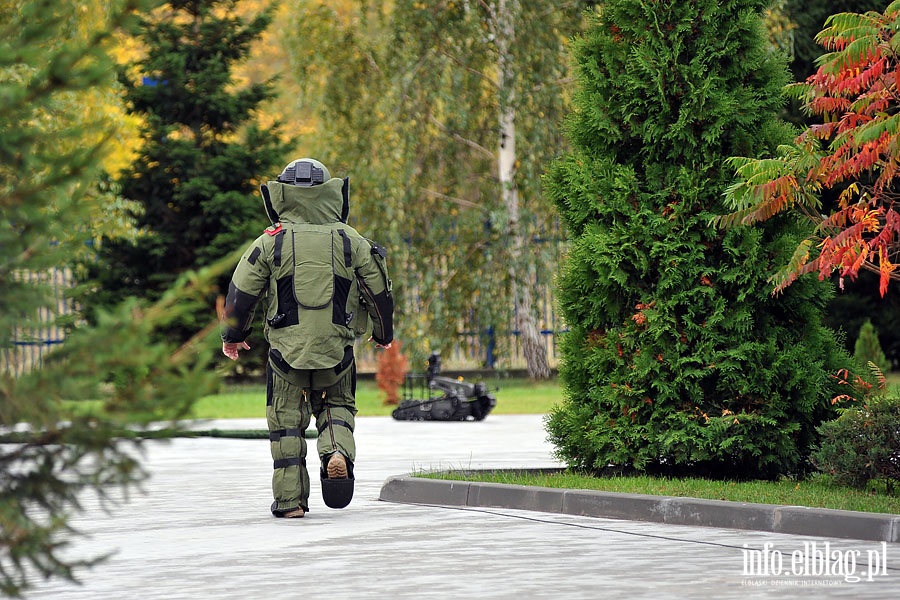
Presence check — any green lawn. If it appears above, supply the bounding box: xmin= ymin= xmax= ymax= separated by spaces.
xmin=192 ymin=375 xmax=563 ymax=419
xmin=196 ymin=373 xmax=899 ymax=513
xmin=199 ymin=369 xmax=900 ymax=419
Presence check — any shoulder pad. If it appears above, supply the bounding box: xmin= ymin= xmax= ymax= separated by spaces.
xmin=370 ymin=242 xmax=386 ymax=258
xmin=264 ymin=223 xmax=283 ymax=236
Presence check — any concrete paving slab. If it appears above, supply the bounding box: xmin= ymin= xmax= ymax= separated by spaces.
xmin=381 ymin=477 xmax=900 ymax=543
xmin=23 ymin=414 xmax=900 ymax=599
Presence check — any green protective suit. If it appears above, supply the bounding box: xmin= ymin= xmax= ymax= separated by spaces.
xmin=222 ymin=174 xmax=393 ymax=515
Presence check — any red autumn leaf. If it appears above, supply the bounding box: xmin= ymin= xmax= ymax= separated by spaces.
xmin=720 ymin=4 xmax=900 ymax=297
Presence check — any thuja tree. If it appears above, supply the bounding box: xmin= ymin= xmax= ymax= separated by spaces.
xmin=544 ymin=0 xmax=849 ymax=479
xmin=80 ymin=0 xmax=292 ymax=343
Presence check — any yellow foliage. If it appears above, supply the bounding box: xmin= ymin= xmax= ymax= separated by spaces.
xmin=0 ymin=1 xmax=143 ymax=176
xmin=763 ymin=0 xmax=796 ymax=58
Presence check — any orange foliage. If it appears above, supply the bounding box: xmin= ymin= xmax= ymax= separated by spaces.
xmin=375 ymin=340 xmax=409 ymax=406
xmin=724 ymin=3 xmax=900 ymax=296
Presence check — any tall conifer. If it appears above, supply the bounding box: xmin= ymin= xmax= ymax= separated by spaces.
xmin=544 ymin=0 xmax=848 ymax=478
xmin=82 ymin=0 xmax=292 ymax=340
xmin=2 ymin=1 xmax=223 ymax=595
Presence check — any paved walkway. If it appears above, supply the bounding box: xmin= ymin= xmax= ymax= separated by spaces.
xmin=26 ymin=415 xmax=900 ymax=599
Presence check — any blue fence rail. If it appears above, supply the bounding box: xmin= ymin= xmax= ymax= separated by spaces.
xmin=1 ymin=268 xmax=73 ymax=376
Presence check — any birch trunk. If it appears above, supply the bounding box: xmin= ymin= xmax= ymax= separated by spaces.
xmin=497 ymin=0 xmax=551 ymax=379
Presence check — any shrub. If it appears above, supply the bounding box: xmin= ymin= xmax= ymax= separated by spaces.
xmin=376 ymin=340 xmax=409 ymax=405
xmin=810 ymin=395 xmax=900 ymax=493
xmin=853 ymin=319 xmax=891 ymax=373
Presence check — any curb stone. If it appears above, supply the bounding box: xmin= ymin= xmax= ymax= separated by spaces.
xmin=378 ymin=474 xmax=900 ymax=543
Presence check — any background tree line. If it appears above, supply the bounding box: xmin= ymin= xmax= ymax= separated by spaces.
xmin=46 ymin=0 xmax=897 ymax=379
xmin=67 ymin=0 xmax=597 ymax=379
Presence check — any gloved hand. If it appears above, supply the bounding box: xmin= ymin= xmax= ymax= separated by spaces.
xmin=222 ymin=341 xmax=250 ymax=360
xmin=369 ymin=337 xmax=392 ymax=350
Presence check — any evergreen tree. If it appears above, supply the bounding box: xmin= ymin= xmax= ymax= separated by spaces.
xmin=826 ymin=272 xmax=900 ymax=368
xmin=854 ymin=319 xmax=890 ymax=372
xmin=544 ymin=0 xmax=848 ymax=479
xmin=81 ymin=0 xmax=293 ymax=342
xmin=1 ymin=0 xmax=223 ymax=595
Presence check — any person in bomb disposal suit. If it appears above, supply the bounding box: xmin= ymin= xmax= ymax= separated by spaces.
xmin=221 ymin=158 xmax=394 ymax=518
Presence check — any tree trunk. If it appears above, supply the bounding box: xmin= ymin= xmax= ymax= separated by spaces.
xmin=497 ymin=0 xmax=551 ymax=379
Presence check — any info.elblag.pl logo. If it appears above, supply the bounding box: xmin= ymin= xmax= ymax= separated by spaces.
xmin=742 ymin=541 xmax=890 ymax=585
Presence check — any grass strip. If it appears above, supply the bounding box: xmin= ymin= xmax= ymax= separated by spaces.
xmin=421 ymin=469 xmax=900 ymax=515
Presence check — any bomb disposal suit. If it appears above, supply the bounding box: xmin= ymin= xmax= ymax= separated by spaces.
xmin=221 ymin=158 xmax=393 ymax=518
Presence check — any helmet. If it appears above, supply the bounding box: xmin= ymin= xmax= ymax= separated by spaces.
xmin=277 ymin=158 xmax=331 ymax=186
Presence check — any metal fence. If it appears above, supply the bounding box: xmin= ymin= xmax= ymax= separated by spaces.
xmin=448 ymin=285 xmax=565 ymax=371
xmin=5 ymin=254 xmax=567 ymax=376
xmin=357 ymin=227 xmax=568 ymax=373
xmin=435 ymin=225 xmax=567 ymax=371
xmin=1 ymin=268 xmax=73 ymax=376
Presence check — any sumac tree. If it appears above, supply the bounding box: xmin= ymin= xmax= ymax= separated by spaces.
xmin=720 ymin=1 xmax=900 ymax=297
